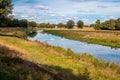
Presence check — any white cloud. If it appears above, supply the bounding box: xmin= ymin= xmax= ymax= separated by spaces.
xmin=13 ymin=0 xmax=120 ymax=24
xmin=97 ymin=5 xmax=108 ymax=8
xmin=110 ymin=16 xmax=116 ymax=19
xmin=45 ymin=12 xmax=57 ymax=16
xmin=33 ymin=5 xmax=49 ymax=10
xmin=78 ymin=10 xmax=96 ymax=13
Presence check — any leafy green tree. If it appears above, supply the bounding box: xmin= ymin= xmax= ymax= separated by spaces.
xmin=39 ymin=23 xmax=47 ymax=28
xmin=94 ymin=20 xmax=101 ymax=30
xmin=0 ymin=0 xmax=13 ymax=19
xmin=101 ymin=19 xmax=116 ymax=30
xmin=19 ymin=19 xmax=28 ymax=28
xmin=39 ymin=23 xmax=55 ymax=28
xmin=101 ymin=21 xmax=108 ymax=30
xmin=12 ymin=19 xmax=20 ymax=27
xmin=115 ymin=18 xmax=120 ymax=30
xmin=90 ymin=24 xmax=95 ymax=27
xmin=57 ymin=23 xmax=67 ymax=28
xmin=67 ymin=20 xmax=75 ymax=28
xmin=107 ymin=19 xmax=116 ymax=30
xmin=47 ymin=23 xmax=55 ymax=28
xmin=29 ymin=21 xmax=37 ymax=27
xmin=0 ymin=0 xmax=13 ymax=26
xmin=77 ymin=20 xmax=84 ymax=28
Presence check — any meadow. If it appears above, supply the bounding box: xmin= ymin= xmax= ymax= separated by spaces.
xmin=0 ymin=28 xmax=120 ymax=80
xmin=44 ymin=29 xmax=120 ymax=48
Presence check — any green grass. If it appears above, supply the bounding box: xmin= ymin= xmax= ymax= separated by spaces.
xmin=0 ymin=28 xmax=120 ymax=80
xmin=0 ymin=27 xmax=28 ymax=39
xmin=0 ymin=36 xmax=120 ymax=80
xmin=44 ymin=30 xmax=120 ymax=48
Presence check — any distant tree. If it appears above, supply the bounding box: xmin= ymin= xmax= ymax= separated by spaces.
xmin=84 ymin=25 xmax=89 ymax=27
xmin=12 ymin=19 xmax=20 ymax=27
xmin=101 ymin=19 xmax=116 ymax=30
xmin=115 ymin=18 xmax=120 ymax=30
xmin=77 ymin=20 xmax=84 ymax=28
xmin=108 ymin=19 xmax=116 ymax=30
xmin=39 ymin=23 xmax=47 ymax=28
xmin=39 ymin=23 xmax=55 ymax=28
xmin=90 ymin=24 xmax=95 ymax=27
xmin=19 ymin=19 xmax=28 ymax=28
xmin=47 ymin=23 xmax=55 ymax=28
xmin=29 ymin=21 xmax=37 ymax=27
xmin=101 ymin=21 xmax=108 ymax=30
xmin=58 ymin=23 xmax=63 ymax=28
xmin=0 ymin=0 xmax=13 ymax=19
xmin=57 ymin=23 xmax=67 ymax=28
xmin=94 ymin=20 xmax=101 ymax=30
xmin=67 ymin=20 xmax=75 ymax=28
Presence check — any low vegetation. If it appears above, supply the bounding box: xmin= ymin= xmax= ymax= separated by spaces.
xmin=91 ymin=19 xmax=120 ymax=30
xmin=44 ymin=30 xmax=120 ymax=48
xmin=0 ymin=0 xmax=120 ymax=80
xmin=0 ymin=27 xmax=28 ymax=39
xmin=0 ymin=34 xmax=120 ymax=80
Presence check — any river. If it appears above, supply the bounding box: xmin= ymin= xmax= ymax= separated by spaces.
xmin=28 ymin=30 xmax=120 ymax=64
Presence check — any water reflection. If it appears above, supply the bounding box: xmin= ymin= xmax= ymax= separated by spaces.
xmin=28 ymin=30 xmax=120 ymax=64
xmin=28 ymin=31 xmax=37 ymax=38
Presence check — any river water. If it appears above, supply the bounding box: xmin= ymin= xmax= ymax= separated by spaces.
xmin=28 ymin=30 xmax=120 ymax=64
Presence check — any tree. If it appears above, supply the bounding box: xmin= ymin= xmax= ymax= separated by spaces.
xmin=39 ymin=23 xmax=47 ymax=28
xmin=90 ymin=24 xmax=95 ymax=27
xmin=67 ymin=20 xmax=75 ymax=28
xmin=108 ymin=19 xmax=116 ymax=30
xmin=29 ymin=21 xmax=37 ymax=27
xmin=57 ymin=23 xmax=67 ymax=28
xmin=19 ymin=19 xmax=28 ymax=28
xmin=115 ymin=18 xmax=120 ymax=30
xmin=47 ymin=23 xmax=55 ymax=28
xmin=77 ymin=20 xmax=84 ymax=28
xmin=0 ymin=0 xmax=13 ymax=19
xmin=101 ymin=21 xmax=108 ymax=30
xmin=0 ymin=0 xmax=13 ymax=27
xmin=94 ymin=20 xmax=101 ymax=30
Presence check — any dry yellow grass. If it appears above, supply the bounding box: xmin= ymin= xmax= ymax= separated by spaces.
xmin=44 ymin=27 xmax=94 ymax=31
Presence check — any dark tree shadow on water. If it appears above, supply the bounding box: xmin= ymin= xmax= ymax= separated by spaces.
xmin=28 ymin=31 xmax=37 ymax=38
xmin=0 ymin=45 xmax=91 ymax=80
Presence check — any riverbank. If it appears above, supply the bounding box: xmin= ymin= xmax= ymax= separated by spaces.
xmin=44 ymin=29 xmax=120 ymax=48
xmin=0 ymin=27 xmax=39 ymax=39
xmin=0 ymin=28 xmax=120 ymax=80
xmin=0 ymin=37 xmax=120 ymax=80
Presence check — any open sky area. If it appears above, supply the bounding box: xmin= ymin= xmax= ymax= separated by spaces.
xmin=12 ymin=0 xmax=120 ymax=25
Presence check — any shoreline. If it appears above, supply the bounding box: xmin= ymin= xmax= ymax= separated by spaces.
xmin=44 ymin=29 xmax=120 ymax=48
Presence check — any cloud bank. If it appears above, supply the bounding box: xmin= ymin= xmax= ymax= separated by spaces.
xmin=12 ymin=0 xmax=120 ymax=24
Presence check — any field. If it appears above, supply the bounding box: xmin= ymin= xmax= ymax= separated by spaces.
xmin=44 ymin=29 xmax=120 ymax=48
xmin=44 ymin=27 xmax=95 ymax=31
xmin=0 ymin=28 xmax=120 ymax=80
xmin=0 ymin=27 xmax=29 ymax=39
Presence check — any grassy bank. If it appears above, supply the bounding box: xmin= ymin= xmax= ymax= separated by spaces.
xmin=0 ymin=27 xmax=38 ymax=39
xmin=0 ymin=36 xmax=120 ymax=80
xmin=0 ymin=27 xmax=29 ymax=39
xmin=0 ymin=28 xmax=120 ymax=80
xmin=44 ymin=30 xmax=120 ymax=48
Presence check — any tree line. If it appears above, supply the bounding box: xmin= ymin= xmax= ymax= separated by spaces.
xmin=0 ymin=0 xmax=37 ymax=28
xmin=0 ymin=0 xmax=84 ymax=28
xmin=39 ymin=20 xmax=84 ymax=29
xmin=91 ymin=18 xmax=120 ymax=30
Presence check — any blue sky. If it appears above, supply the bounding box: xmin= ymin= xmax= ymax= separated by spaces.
xmin=12 ymin=0 xmax=120 ymax=24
